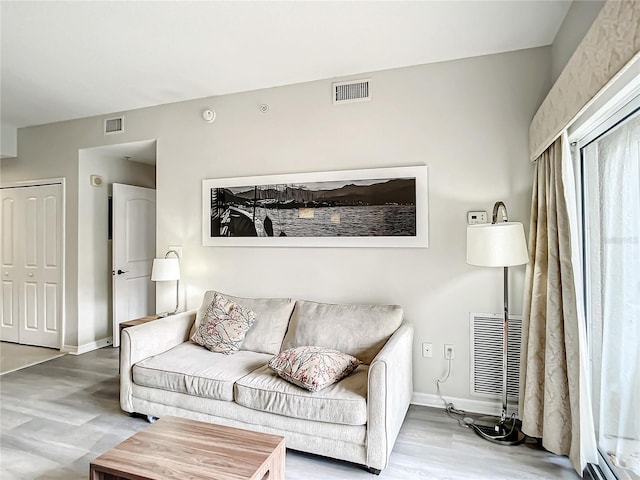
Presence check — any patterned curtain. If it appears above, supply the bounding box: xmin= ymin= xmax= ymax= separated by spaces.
xmin=519 ymin=136 xmax=584 ymax=473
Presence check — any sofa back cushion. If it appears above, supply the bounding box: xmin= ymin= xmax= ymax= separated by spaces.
xmin=280 ymin=300 xmax=404 ymax=364
xmin=192 ymin=291 xmax=295 ymax=355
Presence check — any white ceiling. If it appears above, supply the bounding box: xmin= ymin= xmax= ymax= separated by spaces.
xmin=1 ymin=1 xmax=571 ymax=130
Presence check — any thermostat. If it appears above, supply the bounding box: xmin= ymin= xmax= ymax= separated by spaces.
xmin=467 ymin=211 xmax=488 ymax=225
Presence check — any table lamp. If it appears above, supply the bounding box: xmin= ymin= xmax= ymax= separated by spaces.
xmin=151 ymin=250 xmax=180 ymax=317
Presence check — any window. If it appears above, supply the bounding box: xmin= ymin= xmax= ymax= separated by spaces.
xmin=577 ymin=101 xmax=640 ymax=480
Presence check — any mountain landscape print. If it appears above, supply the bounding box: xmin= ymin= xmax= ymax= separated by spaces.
xmin=202 ymin=166 xmax=428 ymax=247
xmin=209 ymin=176 xmax=417 ymax=238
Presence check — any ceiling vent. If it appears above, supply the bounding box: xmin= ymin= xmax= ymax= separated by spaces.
xmin=333 ymin=79 xmax=371 ymax=104
xmin=104 ymin=116 xmax=124 ymax=135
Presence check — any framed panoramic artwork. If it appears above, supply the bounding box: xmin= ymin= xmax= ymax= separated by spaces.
xmin=201 ymin=165 xmax=428 ymax=247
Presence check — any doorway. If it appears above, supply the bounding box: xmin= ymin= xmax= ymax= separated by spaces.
xmin=78 ymin=140 xmax=156 ymax=351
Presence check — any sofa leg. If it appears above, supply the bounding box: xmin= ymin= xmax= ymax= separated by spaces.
xmin=365 ymin=467 xmax=381 ymax=475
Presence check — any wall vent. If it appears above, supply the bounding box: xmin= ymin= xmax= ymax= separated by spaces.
xmin=470 ymin=313 xmax=522 ymax=402
xmin=332 ymin=79 xmax=371 ymax=104
xmin=104 ymin=116 xmax=124 ymax=135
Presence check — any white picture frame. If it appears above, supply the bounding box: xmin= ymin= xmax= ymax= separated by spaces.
xmin=202 ymin=165 xmax=428 ymax=248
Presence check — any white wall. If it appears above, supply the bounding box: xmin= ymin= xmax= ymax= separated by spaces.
xmin=1 ymin=123 xmax=18 ymax=159
xmin=0 ymin=47 xmax=551 ymax=408
xmin=77 ymin=152 xmax=155 ymax=349
xmin=157 ymin=47 xmax=550 ymax=407
xmin=551 ymin=0 xmax=605 ymax=83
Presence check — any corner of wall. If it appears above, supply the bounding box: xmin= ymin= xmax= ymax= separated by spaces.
xmin=550 ymin=0 xmax=606 ymax=83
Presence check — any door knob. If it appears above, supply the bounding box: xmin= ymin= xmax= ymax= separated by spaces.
xmin=28 ymin=273 xmax=34 ymax=277
xmin=116 ymin=269 xmax=129 ymax=275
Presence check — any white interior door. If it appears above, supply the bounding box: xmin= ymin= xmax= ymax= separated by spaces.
xmin=1 ymin=189 xmax=19 ymax=343
xmin=112 ymin=183 xmax=156 ymax=347
xmin=1 ymin=183 xmax=64 ymax=348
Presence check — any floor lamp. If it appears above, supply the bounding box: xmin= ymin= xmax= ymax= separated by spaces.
xmin=151 ymin=250 xmax=181 ymax=317
xmin=466 ymin=201 xmax=529 ymax=445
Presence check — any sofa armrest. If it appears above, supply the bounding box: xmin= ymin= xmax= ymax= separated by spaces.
xmin=366 ymin=321 xmax=414 ymax=470
xmin=120 ymin=309 xmax=196 ymax=412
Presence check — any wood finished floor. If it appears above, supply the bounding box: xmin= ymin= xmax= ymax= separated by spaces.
xmin=0 ymin=347 xmax=579 ymax=480
xmin=0 ymin=342 xmax=65 ymax=375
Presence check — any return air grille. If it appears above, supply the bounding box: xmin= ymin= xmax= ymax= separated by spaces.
xmin=104 ymin=116 xmax=124 ymax=135
xmin=470 ymin=313 xmax=522 ymax=401
xmin=333 ymin=79 xmax=371 ymax=104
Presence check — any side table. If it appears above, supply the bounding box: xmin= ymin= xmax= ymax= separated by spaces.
xmin=119 ymin=315 xmax=160 ymax=341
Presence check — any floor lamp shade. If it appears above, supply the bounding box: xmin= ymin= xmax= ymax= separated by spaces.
xmin=151 ymin=258 xmax=180 ymax=281
xmin=467 ymin=222 xmax=528 ymax=267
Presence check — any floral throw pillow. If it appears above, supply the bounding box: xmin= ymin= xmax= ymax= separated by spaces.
xmin=268 ymin=346 xmax=361 ymax=392
xmin=191 ymin=293 xmax=257 ymax=354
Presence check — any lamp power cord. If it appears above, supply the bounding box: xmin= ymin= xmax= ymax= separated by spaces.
xmin=436 ymin=357 xmax=475 ymax=428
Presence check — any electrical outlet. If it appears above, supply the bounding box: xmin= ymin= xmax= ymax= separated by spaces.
xmin=444 ymin=344 xmax=455 ymax=360
xmin=422 ymin=342 xmax=433 ymax=358
xmin=168 ymin=245 xmax=183 ymax=258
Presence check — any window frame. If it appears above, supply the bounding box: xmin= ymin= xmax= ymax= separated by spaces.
xmin=569 ymin=94 xmax=640 ymax=480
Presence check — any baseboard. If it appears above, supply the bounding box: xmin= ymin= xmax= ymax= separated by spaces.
xmin=63 ymin=337 xmax=113 ymax=355
xmin=411 ymin=392 xmax=519 ymax=417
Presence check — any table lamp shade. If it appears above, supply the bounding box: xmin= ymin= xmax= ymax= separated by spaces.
xmin=467 ymin=222 xmax=528 ymax=267
xmin=151 ymin=258 xmax=180 ymax=281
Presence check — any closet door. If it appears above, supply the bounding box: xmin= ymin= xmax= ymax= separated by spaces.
xmin=1 ymin=190 xmax=20 ymax=342
xmin=0 ymin=184 xmax=63 ymax=348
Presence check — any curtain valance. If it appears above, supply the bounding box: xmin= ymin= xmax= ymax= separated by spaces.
xmin=529 ymin=0 xmax=640 ymax=161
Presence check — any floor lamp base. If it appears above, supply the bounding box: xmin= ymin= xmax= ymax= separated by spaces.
xmin=470 ymin=415 xmax=526 ymax=446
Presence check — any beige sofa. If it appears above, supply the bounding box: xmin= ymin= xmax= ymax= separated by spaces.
xmin=120 ymin=291 xmax=413 ymax=474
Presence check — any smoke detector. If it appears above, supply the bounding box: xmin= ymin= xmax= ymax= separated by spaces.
xmin=202 ymin=109 xmax=216 ymax=123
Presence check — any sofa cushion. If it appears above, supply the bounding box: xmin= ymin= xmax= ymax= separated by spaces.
xmin=235 ymin=364 xmax=368 ymax=426
xmin=132 ymin=342 xmax=272 ymax=402
xmin=268 ymin=346 xmax=361 ymax=392
xmin=280 ymin=300 xmax=404 ymax=364
xmin=192 ymin=291 xmax=295 ymax=355
xmin=191 ymin=292 xmax=257 ymax=354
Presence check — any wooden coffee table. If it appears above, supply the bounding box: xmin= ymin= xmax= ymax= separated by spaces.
xmin=90 ymin=416 xmax=285 ymax=480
